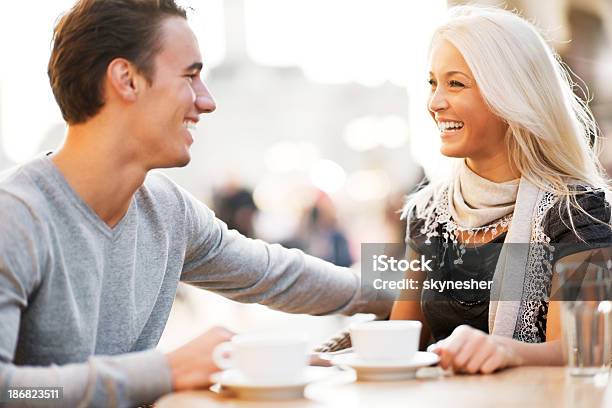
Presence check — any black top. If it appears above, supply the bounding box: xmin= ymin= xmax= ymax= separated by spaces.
xmin=407 ymin=188 xmax=611 ymax=343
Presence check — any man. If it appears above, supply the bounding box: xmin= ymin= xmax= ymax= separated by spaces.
xmin=0 ymin=1 xmax=391 ymax=406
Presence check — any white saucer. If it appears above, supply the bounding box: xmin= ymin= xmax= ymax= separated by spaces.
xmin=331 ymin=351 xmax=440 ymax=381
xmin=210 ymin=367 xmax=333 ymax=400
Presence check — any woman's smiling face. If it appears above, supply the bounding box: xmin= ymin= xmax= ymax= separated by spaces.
xmin=427 ymin=40 xmax=508 ymax=161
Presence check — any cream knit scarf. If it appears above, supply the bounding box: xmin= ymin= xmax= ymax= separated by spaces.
xmin=448 ymin=160 xmax=519 ymax=229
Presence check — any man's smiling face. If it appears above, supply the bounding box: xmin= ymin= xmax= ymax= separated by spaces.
xmin=133 ymin=16 xmax=216 ymax=169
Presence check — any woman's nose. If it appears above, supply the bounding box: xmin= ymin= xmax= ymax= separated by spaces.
xmin=428 ymin=89 xmax=448 ymax=113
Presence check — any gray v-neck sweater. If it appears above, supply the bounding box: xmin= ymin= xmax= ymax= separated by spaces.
xmin=0 ymin=156 xmax=390 ymax=407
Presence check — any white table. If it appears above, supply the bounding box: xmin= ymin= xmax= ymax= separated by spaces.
xmin=156 ymin=366 xmax=611 ymax=408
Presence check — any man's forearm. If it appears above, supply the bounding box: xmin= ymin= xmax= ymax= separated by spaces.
xmin=0 ymin=350 xmax=172 ymax=407
xmin=249 ymin=249 xmax=395 ymax=318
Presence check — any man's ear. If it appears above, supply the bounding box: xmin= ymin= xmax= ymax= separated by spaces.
xmin=106 ymin=58 xmax=143 ymax=102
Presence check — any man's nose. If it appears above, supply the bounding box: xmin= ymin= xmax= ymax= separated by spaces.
xmin=195 ymin=83 xmax=216 ymax=113
xmin=196 ymin=95 xmax=216 ymax=113
xmin=428 ymin=89 xmax=448 ymax=113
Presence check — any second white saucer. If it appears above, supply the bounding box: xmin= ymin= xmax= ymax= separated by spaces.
xmin=331 ymin=351 xmax=440 ymax=381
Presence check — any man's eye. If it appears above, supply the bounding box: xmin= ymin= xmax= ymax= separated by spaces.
xmin=449 ymin=80 xmax=464 ymax=88
xmin=428 ymin=79 xmax=436 ymax=87
xmin=185 ymin=74 xmax=197 ymax=82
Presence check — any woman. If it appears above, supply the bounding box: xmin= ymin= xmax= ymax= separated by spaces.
xmin=390 ymin=5 xmax=611 ymax=374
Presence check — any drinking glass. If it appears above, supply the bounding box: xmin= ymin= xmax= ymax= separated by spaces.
xmin=555 ymin=247 xmax=611 ymax=376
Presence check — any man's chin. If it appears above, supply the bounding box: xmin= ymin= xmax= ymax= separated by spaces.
xmin=174 ymin=154 xmax=191 ymax=168
xmin=152 ymin=153 xmax=192 ymax=170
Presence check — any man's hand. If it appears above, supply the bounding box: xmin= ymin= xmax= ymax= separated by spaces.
xmin=428 ymin=325 xmax=523 ymax=374
xmin=166 ymin=326 xmax=235 ymax=391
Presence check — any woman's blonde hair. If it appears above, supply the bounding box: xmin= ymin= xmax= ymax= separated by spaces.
xmin=405 ymin=5 xmax=611 ymax=236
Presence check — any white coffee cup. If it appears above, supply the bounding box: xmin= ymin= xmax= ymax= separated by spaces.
xmin=349 ymin=320 xmax=422 ymax=361
xmin=212 ymin=334 xmax=309 ymax=384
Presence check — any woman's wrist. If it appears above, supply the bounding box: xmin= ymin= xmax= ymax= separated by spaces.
xmin=492 ymin=335 xmax=524 ymax=367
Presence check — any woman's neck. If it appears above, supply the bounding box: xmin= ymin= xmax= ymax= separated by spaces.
xmin=465 ymin=153 xmax=519 ymax=183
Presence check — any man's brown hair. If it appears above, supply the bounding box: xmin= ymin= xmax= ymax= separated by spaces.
xmin=48 ymin=0 xmax=187 ymax=124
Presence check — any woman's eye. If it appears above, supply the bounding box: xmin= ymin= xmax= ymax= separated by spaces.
xmin=449 ymin=80 xmax=464 ymax=88
xmin=185 ymin=74 xmax=197 ymax=83
xmin=428 ymin=79 xmax=436 ymax=87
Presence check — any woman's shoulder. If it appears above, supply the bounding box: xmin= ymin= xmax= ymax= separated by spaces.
xmin=402 ymin=181 xmax=448 ymax=219
xmin=403 ymin=183 xmax=449 ymax=252
xmin=405 ymin=214 xmax=439 ymax=256
xmin=543 ymin=185 xmax=611 ymax=243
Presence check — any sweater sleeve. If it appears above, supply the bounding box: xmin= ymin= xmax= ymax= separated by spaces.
xmin=1 ymin=351 xmax=172 ymax=408
xmin=0 ymin=192 xmax=172 ymax=407
xmin=177 ymin=184 xmax=393 ymax=318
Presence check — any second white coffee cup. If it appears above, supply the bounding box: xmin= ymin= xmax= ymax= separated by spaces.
xmin=212 ymin=334 xmax=309 ymax=384
xmin=350 ymin=320 xmax=422 ymax=361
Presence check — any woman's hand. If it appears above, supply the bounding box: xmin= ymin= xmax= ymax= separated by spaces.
xmin=428 ymin=325 xmax=523 ymax=374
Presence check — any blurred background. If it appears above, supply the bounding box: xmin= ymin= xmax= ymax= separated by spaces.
xmin=0 ymin=0 xmax=610 ymax=351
